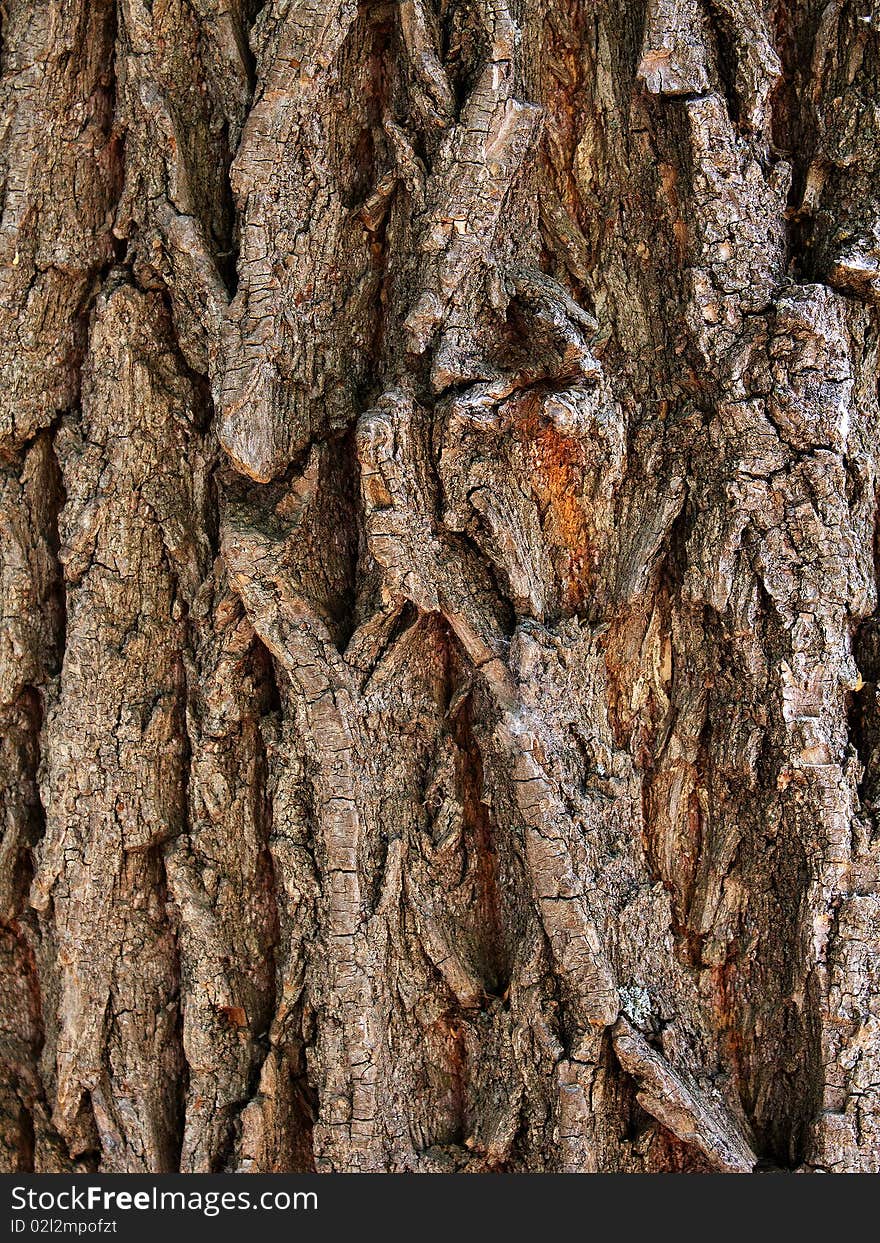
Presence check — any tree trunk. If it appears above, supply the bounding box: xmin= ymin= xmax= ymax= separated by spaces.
xmin=1 ymin=0 xmax=878 ymax=1175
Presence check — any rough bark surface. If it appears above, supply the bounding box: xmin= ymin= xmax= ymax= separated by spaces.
xmin=1 ymin=0 xmax=879 ymax=1174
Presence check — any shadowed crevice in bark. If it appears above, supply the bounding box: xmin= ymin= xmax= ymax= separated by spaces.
xmin=850 ymin=618 xmax=880 ymax=829
xmin=448 ymin=691 xmax=514 ymax=1000
xmin=0 ymin=431 xmax=72 ymax=1171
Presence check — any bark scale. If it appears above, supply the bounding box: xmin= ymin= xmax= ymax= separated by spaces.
xmin=1 ymin=0 xmax=879 ymax=1173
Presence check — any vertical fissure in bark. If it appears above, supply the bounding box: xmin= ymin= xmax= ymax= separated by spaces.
xmin=448 ymin=693 xmax=512 ymax=1000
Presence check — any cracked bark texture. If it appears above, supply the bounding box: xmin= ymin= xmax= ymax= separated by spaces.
xmin=1 ymin=0 xmax=879 ymax=1174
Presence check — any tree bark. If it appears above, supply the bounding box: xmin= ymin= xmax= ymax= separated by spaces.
xmin=1 ymin=0 xmax=879 ymax=1174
